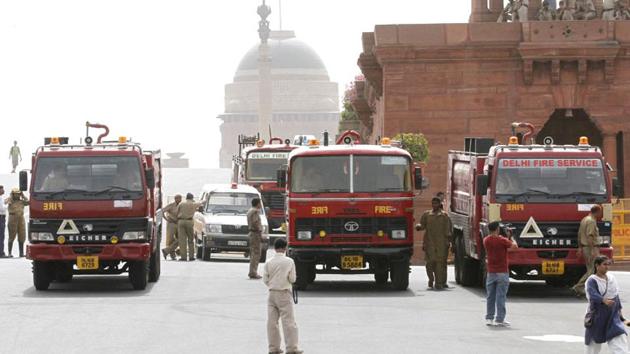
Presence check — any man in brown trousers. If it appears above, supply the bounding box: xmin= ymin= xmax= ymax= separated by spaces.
xmin=264 ymin=238 xmax=303 ymax=354
xmin=162 ymin=194 xmax=182 ymax=260
xmin=572 ymin=204 xmax=603 ymax=296
xmin=247 ymin=198 xmax=264 ymax=279
xmin=6 ymin=189 xmax=29 ymax=257
xmin=417 ymin=197 xmax=453 ymax=290
xmin=176 ymin=193 xmax=201 ymax=261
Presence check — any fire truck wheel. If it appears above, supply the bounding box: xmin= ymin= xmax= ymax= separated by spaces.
xmin=33 ymin=261 xmax=53 ymax=291
xmin=129 ymin=260 xmax=149 ymax=290
xmin=374 ymin=271 xmax=388 ymax=285
xmin=390 ymin=260 xmax=410 ymax=291
xmin=54 ymin=263 xmax=74 ymax=283
xmin=201 ymin=247 xmax=212 ymax=261
xmin=148 ymin=249 xmax=161 ymax=283
xmin=294 ymin=261 xmax=310 ymax=290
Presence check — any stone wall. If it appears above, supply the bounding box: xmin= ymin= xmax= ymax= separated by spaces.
xmin=355 ymin=20 xmax=630 ymax=263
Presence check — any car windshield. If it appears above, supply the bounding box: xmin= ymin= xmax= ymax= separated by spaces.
xmin=32 ymin=156 xmax=143 ymax=200
xmin=205 ymin=192 xmax=261 ymax=215
xmin=246 ymin=151 xmax=289 ymax=181
xmin=290 ymin=155 xmax=411 ymax=193
xmin=495 ymin=158 xmax=607 ymax=203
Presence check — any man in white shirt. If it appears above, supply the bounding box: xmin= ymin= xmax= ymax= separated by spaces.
xmin=0 ymin=186 xmax=5 ymax=257
xmin=263 ymin=238 xmax=303 ymax=354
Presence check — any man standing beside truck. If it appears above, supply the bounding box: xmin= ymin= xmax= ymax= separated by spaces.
xmin=247 ymin=198 xmax=264 ymax=279
xmin=417 ymin=197 xmax=453 ymax=290
xmin=162 ymin=194 xmax=182 ymax=260
xmin=572 ymin=205 xmax=603 ymax=297
xmin=177 ymin=193 xmax=200 ymax=261
xmin=6 ymin=188 xmax=28 ymax=257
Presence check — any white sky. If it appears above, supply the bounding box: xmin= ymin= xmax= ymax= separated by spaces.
xmin=0 ymin=0 xmax=470 ymax=170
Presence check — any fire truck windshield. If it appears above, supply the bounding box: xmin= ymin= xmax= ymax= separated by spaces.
xmin=495 ymin=158 xmax=607 ymax=203
xmin=205 ymin=192 xmax=262 ymax=215
xmin=246 ymin=152 xmax=289 ymax=181
xmin=290 ymin=155 xmax=411 ymax=193
xmin=32 ymin=156 xmax=143 ymax=200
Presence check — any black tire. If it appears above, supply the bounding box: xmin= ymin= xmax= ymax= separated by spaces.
xmin=129 ymin=260 xmax=149 ymax=290
xmin=202 ymin=247 xmax=211 ymax=261
xmin=454 ymin=237 xmax=464 ymax=285
xmin=259 ymin=247 xmax=268 ymax=263
xmin=478 ymin=254 xmax=488 ymax=288
xmin=391 ymin=259 xmax=410 ymax=291
xmin=294 ymin=260 xmax=310 ymax=290
xmin=196 ymin=245 xmax=203 ymax=260
xmin=54 ymin=263 xmax=73 ymax=283
xmin=148 ymin=249 xmax=161 ymax=283
xmin=308 ymin=265 xmax=316 ymax=284
xmin=33 ymin=261 xmax=53 ymax=291
xmin=374 ymin=271 xmax=388 ymax=285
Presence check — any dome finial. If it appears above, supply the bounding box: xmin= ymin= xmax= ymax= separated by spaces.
xmin=257 ymin=0 xmax=272 ymax=44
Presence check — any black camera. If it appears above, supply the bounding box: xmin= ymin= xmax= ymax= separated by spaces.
xmin=499 ymin=223 xmax=515 ymax=238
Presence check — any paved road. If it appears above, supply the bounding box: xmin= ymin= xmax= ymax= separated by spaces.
xmin=1 ymin=253 xmax=627 ymax=354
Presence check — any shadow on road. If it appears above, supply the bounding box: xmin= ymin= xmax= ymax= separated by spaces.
xmin=22 ymin=276 xmax=155 ymax=298
xmin=297 ymin=280 xmax=416 ymax=298
xmin=459 ymin=280 xmax=586 ymax=303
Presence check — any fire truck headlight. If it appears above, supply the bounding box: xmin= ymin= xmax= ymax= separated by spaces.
xmin=391 ymin=230 xmax=406 ymax=240
xmin=319 ymin=230 xmax=326 ymax=238
xmin=297 ymin=231 xmax=312 ymax=240
xmin=122 ymin=231 xmax=146 ymax=240
xmin=31 ymin=232 xmax=54 ymax=241
xmin=205 ymin=224 xmax=222 ymax=234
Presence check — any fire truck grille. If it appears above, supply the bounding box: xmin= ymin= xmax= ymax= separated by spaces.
xmin=295 ymin=217 xmax=407 ymax=236
xmin=261 ymin=192 xmax=285 ymax=210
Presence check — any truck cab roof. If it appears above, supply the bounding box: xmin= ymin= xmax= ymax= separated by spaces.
xmin=289 ymin=144 xmax=412 ymax=159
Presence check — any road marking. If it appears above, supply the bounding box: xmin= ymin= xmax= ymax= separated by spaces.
xmin=523 ymin=334 xmax=583 ymax=343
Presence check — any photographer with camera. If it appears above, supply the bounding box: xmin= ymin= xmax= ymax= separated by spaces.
xmin=484 ymin=221 xmax=518 ymax=327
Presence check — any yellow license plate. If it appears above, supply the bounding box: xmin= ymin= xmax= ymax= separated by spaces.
xmin=77 ymin=256 xmax=99 ymax=270
xmin=341 ymin=255 xmax=364 ymax=270
xmin=542 ymin=260 xmax=564 ymax=275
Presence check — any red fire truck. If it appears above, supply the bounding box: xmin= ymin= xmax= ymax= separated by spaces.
xmin=279 ymin=131 xmax=425 ymax=290
xmin=235 ymin=137 xmax=297 ymax=229
xmin=447 ymin=123 xmax=615 ymax=287
xmin=22 ymin=123 xmax=163 ymax=291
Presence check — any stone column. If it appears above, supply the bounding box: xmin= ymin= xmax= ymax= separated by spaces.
xmin=469 ymin=0 xmax=490 ymax=22
xmin=603 ymin=132 xmax=618 ymax=179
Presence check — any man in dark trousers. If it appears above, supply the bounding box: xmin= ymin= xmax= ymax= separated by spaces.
xmin=417 ymin=197 xmax=453 ymax=289
xmin=0 ymin=186 xmax=6 ymax=257
xmin=264 ymin=238 xmax=303 ymax=354
xmin=247 ymin=198 xmax=264 ymax=279
xmin=484 ymin=221 xmax=518 ymax=327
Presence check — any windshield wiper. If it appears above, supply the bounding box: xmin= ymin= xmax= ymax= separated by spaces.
xmin=91 ymin=186 xmax=135 ymax=195
xmin=507 ymin=188 xmax=551 ymax=201
xmin=553 ymin=191 xmax=605 ymax=199
xmin=39 ymin=189 xmax=90 ymax=198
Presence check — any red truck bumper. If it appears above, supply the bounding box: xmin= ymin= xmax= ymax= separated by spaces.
xmin=508 ymin=247 xmax=614 ymax=266
xmin=27 ymin=243 xmax=151 ymax=262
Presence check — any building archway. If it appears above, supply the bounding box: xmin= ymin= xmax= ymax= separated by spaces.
xmin=535 ymin=109 xmax=603 ymax=148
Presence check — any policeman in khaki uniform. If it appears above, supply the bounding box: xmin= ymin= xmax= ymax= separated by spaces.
xmin=416 ymin=197 xmax=453 ymax=290
xmin=247 ymin=198 xmax=264 ymax=279
xmin=572 ymin=205 xmax=603 ymax=296
xmin=176 ymin=193 xmax=201 ymax=261
xmin=6 ymin=189 xmax=29 ymax=257
xmin=264 ymin=238 xmax=303 ymax=354
xmin=161 ymin=194 xmax=182 ymax=260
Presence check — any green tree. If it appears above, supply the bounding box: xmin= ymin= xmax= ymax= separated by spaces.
xmin=393 ymin=133 xmax=429 ymax=163
xmin=340 ymin=100 xmax=358 ymax=122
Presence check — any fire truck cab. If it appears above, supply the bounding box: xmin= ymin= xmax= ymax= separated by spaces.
xmin=279 ymin=131 xmax=424 ymax=290
xmin=447 ymin=123 xmax=615 ymax=287
xmin=235 ymin=137 xmax=297 ymax=230
xmin=22 ymin=123 xmax=163 ymax=291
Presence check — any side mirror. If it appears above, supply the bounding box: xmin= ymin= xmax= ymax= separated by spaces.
xmin=613 ymin=177 xmax=622 ymax=197
xmin=414 ymin=167 xmax=424 ymax=190
xmin=276 ymin=167 xmax=287 ymax=188
xmin=19 ymin=171 xmax=28 ymax=192
xmin=477 ymin=175 xmax=489 ymax=196
xmin=145 ymin=168 xmax=155 ymax=189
